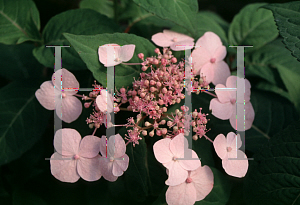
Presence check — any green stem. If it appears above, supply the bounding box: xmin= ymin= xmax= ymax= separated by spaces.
xmin=251 ymin=124 xmax=270 ymax=140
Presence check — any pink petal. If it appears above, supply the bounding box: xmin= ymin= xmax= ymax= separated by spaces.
xmin=195 ymin=32 xmax=223 ymax=56
xmin=35 ymin=81 xmax=56 ymax=110
xmin=190 ymin=165 xmax=214 ymax=201
xmin=227 ymin=132 xmax=242 ymax=150
xmin=213 ymin=134 xmax=227 ymax=160
xmin=222 ymin=150 xmax=248 ymax=178
xmin=215 ymin=84 xmax=232 ymax=104
xmin=112 ymin=154 xmax=129 ymax=176
xmin=213 ymin=45 xmax=227 ymax=62
xmin=164 ymin=160 xmax=188 ymax=186
xmin=77 ymin=156 xmax=102 ymax=181
xmin=54 ymin=128 xmax=81 ymax=156
xmin=99 ymin=157 xmax=118 ymax=182
xmin=119 ymin=45 xmax=135 ymax=62
xmin=153 ymin=138 xmax=173 ymax=164
xmin=151 ymin=32 xmax=174 ymax=47
xmin=229 ymin=102 xmax=255 ymax=131
xmin=78 ymin=135 xmax=101 ymax=158
xmin=55 ymin=95 xmax=82 ymax=123
xmin=163 ymin=30 xmax=194 ymax=42
xmin=166 ymin=182 xmax=197 ymax=205
xmin=226 ymin=76 xmax=251 ymax=103
xmin=170 ymin=40 xmax=194 ymax=51
xmin=98 ymin=44 xmax=121 ymax=67
xmin=50 ymin=152 xmax=80 ymax=183
xmin=170 ymin=133 xmax=188 ymax=157
xmin=108 ymin=134 xmax=126 ymax=158
xmin=52 ymin=69 xmax=79 ymax=96
xmin=199 ymin=62 xmax=214 ymax=84
xmin=96 ymin=90 xmax=114 ymax=113
xmin=99 ymin=136 xmax=107 ymax=157
xmin=209 ymin=98 xmax=233 ymax=120
xmin=211 ymin=61 xmax=230 ymax=85
xmin=178 ymin=149 xmax=201 ymax=171
xmin=191 ymin=47 xmax=211 ymax=75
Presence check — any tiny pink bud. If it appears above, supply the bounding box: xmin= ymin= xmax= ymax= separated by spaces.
xmin=171 ymin=57 xmax=177 ymax=63
xmin=156 ymin=129 xmax=162 ymax=136
xmin=176 ymin=98 xmax=181 ymax=103
xmin=162 ymin=107 xmax=167 ymax=112
xmin=163 ymin=54 xmax=169 ymax=59
xmin=154 ymin=48 xmax=160 ymax=53
xmin=120 ymin=88 xmax=126 ymax=93
xmin=142 ymin=130 xmax=147 ymax=136
xmin=192 ymin=121 xmax=196 ymax=127
xmin=84 ymin=102 xmax=91 ymax=108
xmin=149 ymin=130 xmax=154 ymax=137
xmin=150 ymin=87 xmax=156 ymax=92
xmin=142 ymin=66 xmax=148 ymax=71
xmin=162 ymin=128 xmax=167 ymax=135
xmin=150 ymin=80 xmax=156 ymax=86
xmin=161 ymin=58 xmax=167 ymax=65
xmin=138 ymin=53 xmax=144 ymax=59
xmin=140 ymin=73 xmax=146 ymax=78
xmin=193 ymin=135 xmax=198 ymax=141
xmin=144 ymin=80 xmax=149 ymax=86
xmin=167 ymin=121 xmax=173 ymax=127
xmin=162 ymin=87 xmax=167 ymax=94
xmin=158 ymin=99 xmax=164 ymax=105
xmin=140 ymin=92 xmax=146 ymax=98
xmin=134 ymin=96 xmax=139 ymax=102
xmin=153 ymin=59 xmax=159 ymax=64
xmin=156 ymin=82 xmax=162 ymax=87
xmin=132 ymin=90 xmax=137 ymax=96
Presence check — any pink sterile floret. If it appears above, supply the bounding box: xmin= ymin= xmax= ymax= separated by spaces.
xmin=50 ymin=128 xmax=102 ymax=183
xmin=209 ymin=76 xmax=255 ymax=131
xmin=99 ymin=134 xmax=129 ymax=182
xmin=153 ymin=133 xmax=201 ymax=186
xmin=96 ymin=90 xmax=115 ymax=113
xmin=166 ymin=165 xmax=214 ymax=205
xmin=213 ymin=132 xmax=248 ymax=178
xmin=35 ymin=68 xmax=82 ymax=123
xmin=98 ymin=44 xmax=135 ymax=67
xmin=191 ymin=32 xmax=230 ymax=85
xmin=151 ymin=30 xmax=194 ymax=51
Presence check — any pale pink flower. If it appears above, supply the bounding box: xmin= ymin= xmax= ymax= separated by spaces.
xmin=153 ymin=133 xmax=201 ymax=186
xmin=166 ymin=165 xmax=214 ymax=205
xmin=50 ymin=128 xmax=102 ymax=183
xmin=213 ymin=132 xmax=248 ymax=178
xmin=192 ymin=32 xmax=230 ymax=85
xmin=209 ymin=76 xmax=255 ymax=131
xmin=151 ymin=30 xmax=194 ymax=51
xmin=35 ymin=69 xmax=82 ymax=123
xmin=98 ymin=44 xmax=135 ymax=67
xmin=96 ymin=90 xmax=115 ymax=113
xmin=99 ymin=134 xmax=129 ymax=182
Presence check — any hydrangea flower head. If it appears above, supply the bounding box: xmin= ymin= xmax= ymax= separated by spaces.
xmin=213 ymin=132 xmax=248 ymax=178
xmin=153 ymin=133 xmax=201 ymax=186
xmin=191 ymin=32 xmax=230 ymax=85
xmin=151 ymin=30 xmax=194 ymax=51
xmin=98 ymin=44 xmax=135 ymax=67
xmin=99 ymin=134 xmax=129 ymax=182
xmin=50 ymin=128 xmax=102 ymax=183
xmin=166 ymin=165 xmax=214 ymax=205
xmin=35 ymin=68 xmax=82 ymax=123
xmin=209 ymin=76 xmax=255 ymax=131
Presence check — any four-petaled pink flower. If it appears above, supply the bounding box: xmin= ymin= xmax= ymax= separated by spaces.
xmin=209 ymin=76 xmax=255 ymax=131
xmin=166 ymin=165 xmax=214 ymax=205
xmin=152 ymin=30 xmax=194 ymax=51
xmin=98 ymin=44 xmax=135 ymax=67
xmin=153 ymin=133 xmax=201 ymax=186
xmin=99 ymin=134 xmax=129 ymax=182
xmin=50 ymin=128 xmax=102 ymax=183
xmin=35 ymin=68 xmax=82 ymax=123
xmin=191 ymin=32 xmax=230 ymax=85
xmin=213 ymin=132 xmax=248 ymax=178
xmin=96 ymin=89 xmax=115 ymax=113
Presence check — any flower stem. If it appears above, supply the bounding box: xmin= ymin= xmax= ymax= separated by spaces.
xmin=202 ymin=90 xmax=217 ymax=98
xmin=203 ymin=134 xmax=214 ymax=143
xmin=122 ymin=62 xmax=142 ymax=65
xmin=92 ymin=128 xmax=97 ymax=136
xmin=251 ymin=125 xmax=270 ymax=140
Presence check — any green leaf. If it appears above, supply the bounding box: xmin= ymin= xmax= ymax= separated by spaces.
xmin=198 ymin=11 xmax=229 ymax=33
xmin=133 ymin=0 xmax=198 ymax=37
xmin=0 ymin=0 xmax=41 ymax=44
xmin=244 ymin=120 xmax=300 ymax=205
xmin=79 ymin=0 xmax=114 ymax=18
xmin=0 ymin=43 xmax=43 ymax=80
xmin=264 ymin=2 xmax=300 ymax=62
xmin=118 ymin=126 xmax=149 ymax=202
xmin=63 ymin=32 xmax=156 ymax=89
xmin=33 ymin=9 xmax=121 ymax=70
xmin=246 ymin=90 xmax=299 ymax=153
xmin=195 ymin=167 xmax=232 ymax=205
xmin=228 ymin=3 xmax=278 ymax=52
xmin=0 ymin=80 xmax=51 ymax=166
